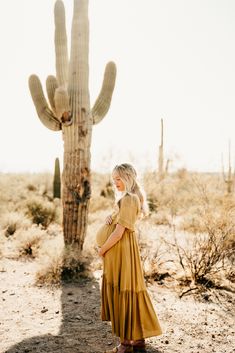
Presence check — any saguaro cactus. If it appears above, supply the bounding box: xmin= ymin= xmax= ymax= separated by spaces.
xmin=222 ymin=140 xmax=234 ymax=194
xmin=53 ymin=157 xmax=61 ymax=199
xmin=158 ymin=118 xmax=164 ymax=180
xmin=29 ymin=0 xmax=116 ymax=251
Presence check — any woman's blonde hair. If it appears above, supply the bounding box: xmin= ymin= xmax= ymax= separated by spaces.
xmin=112 ymin=163 xmax=149 ymax=216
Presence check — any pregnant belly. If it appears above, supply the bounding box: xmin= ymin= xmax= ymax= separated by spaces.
xmin=96 ymin=223 xmax=116 ymax=247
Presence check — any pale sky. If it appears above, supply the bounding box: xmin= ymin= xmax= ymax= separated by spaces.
xmin=0 ymin=0 xmax=234 ymax=174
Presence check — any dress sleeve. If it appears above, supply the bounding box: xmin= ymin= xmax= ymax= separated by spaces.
xmin=116 ymin=194 xmax=140 ymax=230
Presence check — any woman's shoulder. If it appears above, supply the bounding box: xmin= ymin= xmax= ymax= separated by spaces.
xmin=121 ymin=192 xmax=140 ymax=206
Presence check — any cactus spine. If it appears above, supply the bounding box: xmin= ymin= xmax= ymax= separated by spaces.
xmin=53 ymin=158 xmax=61 ymax=199
xmin=29 ymin=0 xmax=116 ymax=251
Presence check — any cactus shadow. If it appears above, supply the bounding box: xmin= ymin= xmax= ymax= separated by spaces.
xmin=4 ymin=276 xmax=116 ymax=353
xmin=146 ymin=347 xmax=164 ymax=353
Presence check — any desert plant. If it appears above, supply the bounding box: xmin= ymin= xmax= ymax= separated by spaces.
xmin=157 ymin=119 xmax=170 ymax=180
xmin=16 ymin=225 xmax=47 ymax=258
xmin=28 ymin=0 xmax=116 ymax=252
xmin=222 ymin=140 xmax=234 ymax=194
xmin=27 ymin=183 xmax=37 ymax=192
xmin=26 ymin=197 xmax=56 ymax=228
xmin=136 ymin=222 xmax=171 ymax=281
xmin=167 ymin=208 xmax=235 ymax=285
xmin=158 ymin=118 xmax=164 ymax=180
xmin=1 ymin=212 xmax=31 ymax=237
xmin=53 ymin=157 xmax=61 ymax=199
xmin=36 ymin=253 xmax=63 ymax=285
xmin=100 ymin=180 xmax=114 ymax=199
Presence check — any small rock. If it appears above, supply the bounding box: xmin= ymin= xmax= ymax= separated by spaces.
xmin=41 ymin=308 xmax=48 ymax=313
xmin=212 ymin=334 xmax=215 ymax=338
xmin=165 ymin=340 xmax=169 ymax=344
xmin=55 ymin=311 xmax=60 ymax=314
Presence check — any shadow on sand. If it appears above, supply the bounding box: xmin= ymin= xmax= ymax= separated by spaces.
xmin=5 ymin=273 xmax=163 ymax=353
xmin=5 ymin=276 xmax=115 ymax=353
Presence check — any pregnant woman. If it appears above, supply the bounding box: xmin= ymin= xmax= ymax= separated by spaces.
xmin=97 ymin=163 xmax=162 ymax=353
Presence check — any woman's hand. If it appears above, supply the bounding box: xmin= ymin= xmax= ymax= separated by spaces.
xmin=98 ymin=246 xmax=105 ymax=257
xmin=105 ymin=215 xmax=113 ymax=225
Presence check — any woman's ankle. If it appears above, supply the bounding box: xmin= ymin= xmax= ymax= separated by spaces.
xmin=121 ymin=339 xmax=132 ymax=346
xmin=132 ymin=339 xmax=145 ymax=347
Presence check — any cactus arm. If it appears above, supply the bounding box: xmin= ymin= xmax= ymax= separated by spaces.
xmin=92 ymin=61 xmax=117 ymax=125
xmin=29 ymin=75 xmax=61 ymax=131
xmin=54 ymin=86 xmax=71 ymax=124
xmin=69 ymin=0 xmax=89 ymax=100
xmin=46 ymin=75 xmax=58 ymax=112
xmin=54 ymin=0 xmax=69 ymax=86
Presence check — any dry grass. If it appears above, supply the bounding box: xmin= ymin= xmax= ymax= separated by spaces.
xmin=1 ymin=212 xmax=31 ymax=237
xmin=0 ymin=170 xmax=234 ymax=292
xmin=15 ymin=225 xmax=48 ymax=258
xmin=25 ymin=196 xmax=57 ymax=228
xmin=35 ymin=233 xmax=64 ymax=285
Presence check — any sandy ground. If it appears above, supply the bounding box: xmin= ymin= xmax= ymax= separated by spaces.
xmin=0 ymin=256 xmax=234 ymax=353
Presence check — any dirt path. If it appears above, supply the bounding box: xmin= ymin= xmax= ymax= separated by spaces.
xmin=0 ymin=258 xmax=234 ymax=353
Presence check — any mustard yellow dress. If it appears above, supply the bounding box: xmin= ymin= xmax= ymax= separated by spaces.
xmin=101 ymin=193 xmax=162 ymax=341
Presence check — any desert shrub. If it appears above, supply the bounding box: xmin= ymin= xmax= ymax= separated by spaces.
xmin=36 ymin=239 xmax=92 ymax=284
xmin=136 ymin=222 xmax=171 ymax=281
xmin=89 ymin=195 xmax=113 ymax=213
xmin=150 ymin=211 xmax=172 ymax=226
xmin=1 ymin=212 xmax=31 ymax=237
xmin=143 ymin=171 xmax=228 ymax=220
xmin=179 ymin=212 xmax=205 ymax=233
xmin=26 ymin=197 xmax=57 ymax=228
xmin=166 ymin=210 xmax=235 ymax=285
xmin=61 ymin=245 xmax=91 ymax=280
xmin=143 ymin=171 xmax=198 ymax=217
xmin=169 ymin=176 xmax=235 ymax=286
xmin=225 ymin=269 xmax=235 ymax=283
xmin=100 ymin=180 xmax=115 ymax=199
xmin=16 ymin=225 xmax=47 ymax=258
xmin=147 ymin=196 xmax=158 ymax=212
xmin=26 ymin=183 xmax=37 ymax=192
xmin=34 ymin=231 xmax=64 ymax=285
xmin=36 ymin=253 xmax=63 ymax=285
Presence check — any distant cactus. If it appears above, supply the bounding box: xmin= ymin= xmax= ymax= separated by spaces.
xmin=158 ymin=118 xmax=164 ymax=179
xmin=222 ymin=140 xmax=234 ymax=194
xmin=53 ymin=158 xmax=61 ymax=199
xmin=158 ymin=119 xmax=169 ymax=180
xmin=29 ymin=0 xmax=116 ymax=251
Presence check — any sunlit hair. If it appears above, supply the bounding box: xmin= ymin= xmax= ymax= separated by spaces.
xmin=112 ymin=163 xmax=149 ymax=216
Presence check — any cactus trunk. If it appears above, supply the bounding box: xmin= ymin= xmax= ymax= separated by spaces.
xmin=62 ymin=119 xmax=92 ymax=249
xmin=29 ymin=0 xmax=116 ymax=252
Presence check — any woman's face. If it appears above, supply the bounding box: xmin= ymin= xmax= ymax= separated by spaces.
xmin=112 ymin=172 xmax=125 ymax=192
